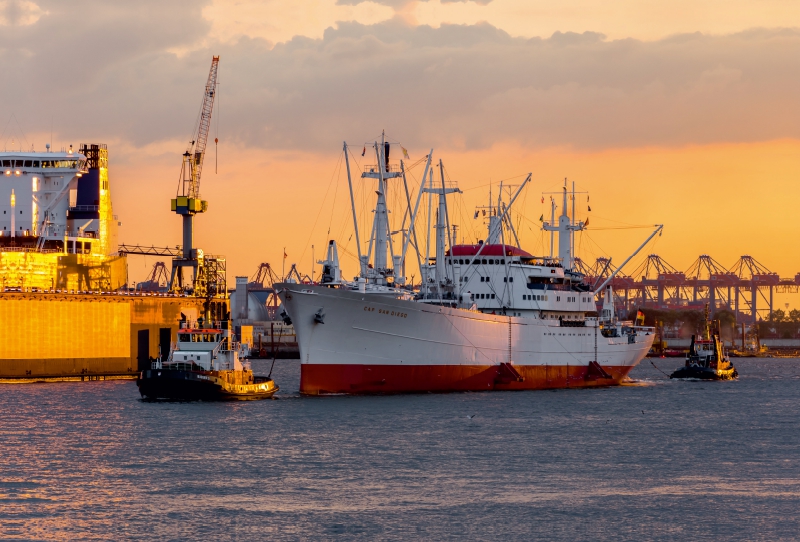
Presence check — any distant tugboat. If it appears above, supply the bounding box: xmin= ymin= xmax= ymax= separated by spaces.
xmin=137 ymin=319 xmax=279 ymax=400
xmin=670 ymin=307 xmax=738 ymax=381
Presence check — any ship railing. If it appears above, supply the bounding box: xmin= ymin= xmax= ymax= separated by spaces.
xmin=65 ymin=230 xmax=97 ymax=238
xmin=0 ymin=247 xmax=62 ymax=253
xmin=153 ymin=361 xmax=199 ymax=371
xmin=363 ymin=163 xmax=402 ymax=175
xmin=211 ymin=359 xmax=245 ymax=371
xmin=210 ymin=358 xmax=250 ymax=372
xmin=0 ymin=286 xmax=206 ymax=297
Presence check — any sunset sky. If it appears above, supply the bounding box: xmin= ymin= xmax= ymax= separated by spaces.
xmin=2 ymin=0 xmax=800 ymax=304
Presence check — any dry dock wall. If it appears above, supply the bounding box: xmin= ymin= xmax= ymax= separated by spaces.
xmin=0 ymin=292 xmax=220 ymax=379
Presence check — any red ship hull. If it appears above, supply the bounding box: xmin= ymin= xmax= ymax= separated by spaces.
xmin=300 ymin=363 xmax=636 ymax=395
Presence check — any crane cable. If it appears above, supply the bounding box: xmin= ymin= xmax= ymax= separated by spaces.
xmin=215 ymin=69 xmax=220 ymax=174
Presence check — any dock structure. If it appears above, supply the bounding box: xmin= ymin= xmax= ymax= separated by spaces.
xmin=579 ymin=254 xmax=795 ymax=323
xmin=0 ymin=290 xmax=226 ymax=381
xmin=227 ymin=263 xmax=300 ymax=359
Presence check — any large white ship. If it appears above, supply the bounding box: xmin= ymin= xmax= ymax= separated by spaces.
xmin=278 ymin=136 xmax=659 ymax=394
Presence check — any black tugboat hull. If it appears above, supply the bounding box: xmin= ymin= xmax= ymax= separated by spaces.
xmin=137 ymin=370 xmax=278 ymax=401
xmin=669 ymin=366 xmax=738 ymax=380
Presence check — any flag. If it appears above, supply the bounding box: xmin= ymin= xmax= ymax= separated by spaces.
xmin=401 ymin=146 xmax=409 ymax=159
xmin=474 ymin=211 xmax=479 ymax=219
xmin=283 ymin=250 xmax=288 ymax=259
xmin=541 ymin=196 xmax=544 ymax=204
xmin=539 ymin=214 xmax=544 ymax=222
xmin=361 ymin=146 xmax=366 ymax=157
xmin=588 ymin=205 xmax=592 ymax=212
xmin=587 ymin=195 xmax=590 ymax=202
xmin=584 ymin=217 xmax=589 ymax=227
xmin=636 ymin=310 xmax=645 ymax=325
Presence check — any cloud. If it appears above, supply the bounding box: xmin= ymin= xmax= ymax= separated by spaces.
xmin=2 ymin=4 xmax=800 ymax=155
xmin=0 ymin=0 xmax=45 ymax=26
xmin=204 ymin=0 xmax=394 ymax=45
xmin=202 ymin=23 xmax=800 ymax=152
xmin=337 ymin=0 xmax=493 ymax=5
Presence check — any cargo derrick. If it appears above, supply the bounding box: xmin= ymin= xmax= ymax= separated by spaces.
xmin=169 ymin=56 xmax=223 ymax=300
xmin=583 ymin=256 xmax=619 ymax=290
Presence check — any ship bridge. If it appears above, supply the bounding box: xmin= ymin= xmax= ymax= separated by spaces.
xmin=0 ymin=144 xmax=126 ymax=291
xmin=0 ymin=144 xmax=116 ymax=254
xmin=0 ymin=147 xmax=89 ymax=241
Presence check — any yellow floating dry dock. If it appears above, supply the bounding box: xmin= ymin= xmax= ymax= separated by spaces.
xmin=0 ymin=291 xmax=227 ymax=382
xmin=0 ymin=143 xmax=228 ymax=382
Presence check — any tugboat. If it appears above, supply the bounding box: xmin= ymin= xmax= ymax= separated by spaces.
xmin=137 ymin=319 xmax=279 ymax=400
xmin=670 ymin=306 xmax=738 ymax=380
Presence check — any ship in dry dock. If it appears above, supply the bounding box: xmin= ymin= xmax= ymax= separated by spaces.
xmin=0 ymin=57 xmax=229 ymax=382
xmin=0 ymin=143 xmax=226 ymax=381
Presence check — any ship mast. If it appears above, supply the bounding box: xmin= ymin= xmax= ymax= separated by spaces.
xmin=422 ymin=160 xmax=461 ymax=287
xmin=344 ymin=131 xmax=431 ymax=287
xmin=542 ymin=178 xmax=587 ymax=271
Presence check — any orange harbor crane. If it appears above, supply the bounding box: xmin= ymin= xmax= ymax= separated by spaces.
xmin=168 ymin=55 xmax=223 ymax=297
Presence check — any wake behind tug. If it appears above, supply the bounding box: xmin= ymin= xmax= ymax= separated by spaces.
xmin=137 ymin=320 xmax=279 ymax=400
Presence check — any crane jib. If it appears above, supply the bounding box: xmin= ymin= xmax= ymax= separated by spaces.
xmin=171 ymin=56 xmax=219 ymax=216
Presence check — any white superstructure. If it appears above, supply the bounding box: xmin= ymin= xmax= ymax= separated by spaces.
xmin=0 ymin=144 xmax=117 ymax=256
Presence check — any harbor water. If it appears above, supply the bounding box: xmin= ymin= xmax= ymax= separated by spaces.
xmin=1 ymin=358 xmax=799 ymax=540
